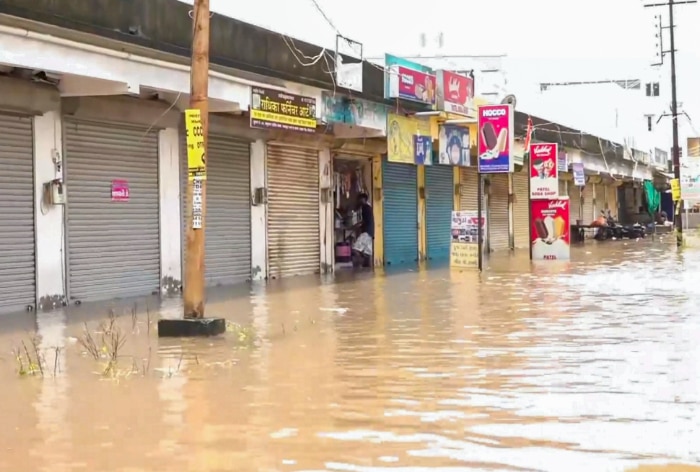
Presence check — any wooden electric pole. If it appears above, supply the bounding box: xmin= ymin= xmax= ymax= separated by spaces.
xmin=645 ymin=0 xmax=696 ymax=247
xmin=184 ymin=0 xmax=210 ymax=318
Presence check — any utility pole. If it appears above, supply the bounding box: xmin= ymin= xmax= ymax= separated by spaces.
xmin=184 ymin=0 xmax=210 ymax=318
xmin=645 ymin=0 xmax=696 ymax=247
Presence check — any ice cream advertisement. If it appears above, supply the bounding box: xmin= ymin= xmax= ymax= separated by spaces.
xmin=435 ymin=70 xmax=475 ymax=117
xmin=438 ymin=125 xmax=470 ymax=166
xmin=477 ymin=104 xmax=514 ymax=173
xmin=530 ymin=198 xmax=570 ymax=261
xmin=529 ymin=143 xmax=559 ymax=199
xmin=385 ymin=54 xmax=436 ymax=106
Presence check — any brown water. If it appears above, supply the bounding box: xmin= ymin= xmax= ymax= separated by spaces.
xmin=1 ymin=241 xmax=699 ymax=472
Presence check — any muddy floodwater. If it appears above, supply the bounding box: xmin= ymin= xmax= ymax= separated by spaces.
xmin=1 ymin=241 xmax=699 ymax=472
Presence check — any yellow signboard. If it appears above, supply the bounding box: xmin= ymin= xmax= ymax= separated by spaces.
xmin=185 ymin=109 xmax=206 ymax=180
xmin=387 ymin=113 xmax=431 ymax=164
xmin=450 ymin=242 xmax=478 ymax=269
xmin=671 ymin=178 xmax=681 ymax=201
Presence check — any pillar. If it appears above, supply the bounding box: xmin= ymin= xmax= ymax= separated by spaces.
xmin=250 ymin=140 xmax=267 ymax=281
xmin=319 ymin=147 xmax=333 ymax=273
xmin=372 ymin=155 xmax=384 ymax=267
xmin=158 ymin=128 xmax=182 ymax=293
xmin=417 ymin=165 xmax=426 ymax=261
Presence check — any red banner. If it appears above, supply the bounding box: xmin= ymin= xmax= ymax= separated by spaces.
xmin=529 ymin=143 xmax=559 ymax=199
xmin=436 ymin=70 xmax=474 ymax=116
xmin=530 ymin=197 xmax=570 ymax=260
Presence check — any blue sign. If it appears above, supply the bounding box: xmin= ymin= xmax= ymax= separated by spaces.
xmin=572 ymin=162 xmax=586 ymax=186
xmin=414 ymin=135 xmax=433 ymax=165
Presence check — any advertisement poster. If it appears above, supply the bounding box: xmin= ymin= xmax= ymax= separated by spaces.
xmin=572 ymin=162 xmax=586 ymax=186
xmin=477 ymin=104 xmax=514 ymax=173
xmin=530 ymin=198 xmax=570 ymax=261
xmin=184 ymin=109 xmax=206 ymax=181
xmin=387 ymin=113 xmax=431 ymax=164
xmin=435 ymin=70 xmax=475 ymax=117
xmin=414 ymin=135 xmax=433 ymax=165
xmin=111 ymin=180 xmax=129 ymax=202
xmin=321 ymin=92 xmax=387 ymax=133
xmin=450 ymin=210 xmax=486 ymax=269
xmin=250 ymin=87 xmax=317 ymax=134
xmin=529 ymin=143 xmax=559 ymax=199
xmin=682 ymin=137 xmax=700 ymax=201
xmin=385 ymin=54 xmax=436 ymax=106
xmin=438 ymin=125 xmax=470 ymax=166
xmin=557 ymin=149 xmax=568 ymax=173
xmin=671 ymin=178 xmax=681 ymax=201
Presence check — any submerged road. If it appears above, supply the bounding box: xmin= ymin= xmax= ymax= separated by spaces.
xmin=1 ymin=240 xmax=698 ymax=471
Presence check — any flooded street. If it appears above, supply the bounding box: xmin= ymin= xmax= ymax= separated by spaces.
xmin=1 ymin=241 xmax=699 ymax=472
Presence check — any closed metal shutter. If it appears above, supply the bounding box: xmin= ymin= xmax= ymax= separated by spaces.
xmin=570 ymin=184 xmax=582 ymax=223
xmin=512 ymin=171 xmax=530 ymax=248
xmin=267 ymin=144 xmax=319 ymax=278
xmin=607 ymin=183 xmax=619 ymax=217
xmin=181 ymin=134 xmax=251 ymax=286
xmin=488 ymin=174 xmax=509 ymax=252
xmin=559 ymin=179 xmax=567 ymax=197
xmin=383 ymin=161 xmax=418 ymax=266
xmin=425 ymin=165 xmax=453 ymax=261
xmin=460 ymin=167 xmax=483 ymax=212
xmin=583 ymin=184 xmax=594 ymax=224
xmin=64 ymin=119 xmax=160 ymax=303
xmin=0 ymin=114 xmax=36 ymax=314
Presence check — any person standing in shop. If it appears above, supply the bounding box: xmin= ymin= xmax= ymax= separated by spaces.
xmin=357 ymin=192 xmax=374 ymax=239
xmin=353 ymin=192 xmax=374 ymax=268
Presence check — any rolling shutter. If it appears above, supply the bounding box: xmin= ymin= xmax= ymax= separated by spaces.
xmin=460 ymin=167 xmax=483 ymax=213
xmin=267 ymin=144 xmax=319 ymax=278
xmin=425 ymin=165 xmax=453 ymax=261
xmin=488 ymin=174 xmax=509 ymax=252
xmin=570 ymin=184 xmax=582 ymax=223
xmin=65 ymin=119 xmax=160 ymax=303
xmin=513 ymin=171 xmax=530 ymax=249
xmin=0 ymin=114 xmax=36 ymax=314
xmin=181 ymin=134 xmax=251 ymax=286
xmin=607 ymin=183 xmax=619 ymax=217
xmin=583 ymin=183 xmax=594 ymax=224
xmin=383 ymin=161 xmax=418 ymax=266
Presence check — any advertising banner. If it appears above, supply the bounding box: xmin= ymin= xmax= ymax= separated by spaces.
xmin=250 ymin=87 xmax=317 ymax=134
xmin=321 ymin=92 xmax=387 ymax=133
xmin=414 ymin=135 xmax=433 ymax=165
xmin=572 ymin=162 xmax=586 ymax=186
xmin=111 ymin=180 xmax=129 ymax=202
xmin=682 ymin=137 xmax=700 ymax=201
xmin=530 ymin=198 xmax=570 ymax=261
xmin=435 ymin=70 xmax=475 ymax=117
xmin=477 ymin=104 xmax=514 ymax=173
xmin=387 ymin=113 xmax=431 ymax=164
xmin=557 ymin=149 xmax=568 ymax=173
xmin=385 ymin=54 xmax=436 ymax=106
xmin=438 ymin=125 xmax=470 ymax=166
xmin=450 ymin=210 xmax=486 ymax=268
xmin=184 ymin=109 xmax=206 ymax=181
xmin=529 ymin=143 xmax=559 ymax=199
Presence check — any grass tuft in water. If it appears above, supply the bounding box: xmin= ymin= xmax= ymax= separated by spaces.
xmin=226 ymin=321 xmax=258 ymax=349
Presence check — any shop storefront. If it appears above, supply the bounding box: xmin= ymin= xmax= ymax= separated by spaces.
xmin=383 ymin=159 xmax=418 ymax=266
xmin=64 ymin=118 xmax=161 ymax=304
xmin=180 ymin=126 xmax=252 ymax=286
xmin=488 ymin=174 xmax=510 ymax=252
xmin=266 ymin=143 xmax=320 ymax=278
xmin=0 ymin=113 xmax=36 ymax=315
xmin=512 ymin=170 xmax=529 ymax=249
xmin=460 ymin=167 xmax=482 ymax=213
xmin=425 ymin=165 xmax=454 ymax=261
xmin=332 ymin=153 xmax=373 ymax=269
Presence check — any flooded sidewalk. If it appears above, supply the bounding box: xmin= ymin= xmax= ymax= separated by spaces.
xmin=1 ymin=241 xmax=699 ymax=471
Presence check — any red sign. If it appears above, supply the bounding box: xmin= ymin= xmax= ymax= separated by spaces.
xmin=391 ymin=66 xmax=436 ymax=105
xmin=436 ymin=70 xmax=474 ymax=116
xmin=530 ymin=197 xmax=570 ymax=261
xmin=529 ymin=142 xmax=559 ymax=199
xmin=111 ymin=179 xmax=130 ymax=202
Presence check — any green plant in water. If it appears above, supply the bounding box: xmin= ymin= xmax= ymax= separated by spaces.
xmin=226 ymin=321 xmax=258 ymax=348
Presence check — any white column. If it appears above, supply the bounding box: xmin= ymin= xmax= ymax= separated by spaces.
xmin=319 ymin=147 xmax=334 ymax=273
xmin=250 ymin=140 xmax=267 ymax=281
xmin=34 ymin=111 xmax=66 ymax=309
xmin=158 ymin=128 xmax=182 ymax=293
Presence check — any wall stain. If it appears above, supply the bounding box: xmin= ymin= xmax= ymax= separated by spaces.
xmin=161 ymin=276 xmax=182 ymax=295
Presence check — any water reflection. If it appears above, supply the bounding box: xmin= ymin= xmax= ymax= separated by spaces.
xmin=0 ymin=241 xmax=698 ymax=471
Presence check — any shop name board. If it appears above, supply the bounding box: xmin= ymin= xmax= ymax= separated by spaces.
xmin=436 ymin=70 xmax=474 ymax=116
xmin=250 ymin=87 xmax=317 ymax=134
xmin=385 ymin=54 xmax=436 ymax=106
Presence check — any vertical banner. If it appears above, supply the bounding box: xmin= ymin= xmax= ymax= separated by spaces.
xmin=438 ymin=125 xmax=470 ymax=166
xmin=530 ymin=198 xmax=570 ymax=260
xmin=477 ymin=104 xmax=514 ymax=173
xmin=450 ymin=210 xmax=486 ymax=268
xmin=572 ymin=162 xmax=586 ymax=186
xmin=185 ymin=109 xmax=206 ymax=180
xmin=414 ymin=135 xmax=433 ymax=165
xmin=682 ymin=137 xmax=700 ymax=201
xmin=529 ymin=143 xmax=559 ymax=199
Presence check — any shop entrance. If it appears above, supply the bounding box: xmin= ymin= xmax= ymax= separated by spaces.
xmin=332 ymin=154 xmax=373 ymax=270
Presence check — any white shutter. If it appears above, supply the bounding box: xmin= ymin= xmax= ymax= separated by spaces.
xmin=489 ymin=174 xmax=509 ymax=252
xmin=513 ymin=171 xmax=530 ymax=249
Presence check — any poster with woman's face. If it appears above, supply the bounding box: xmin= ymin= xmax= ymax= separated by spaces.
xmin=438 ymin=125 xmax=471 ymax=166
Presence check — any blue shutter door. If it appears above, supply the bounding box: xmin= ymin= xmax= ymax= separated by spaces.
xmin=383 ymin=161 xmax=418 ymax=266
xmin=425 ymin=165 xmax=453 ymax=261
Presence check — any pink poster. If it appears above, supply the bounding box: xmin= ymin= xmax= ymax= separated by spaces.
xmin=529 ymin=143 xmax=559 ymax=199
xmin=530 ymin=197 xmax=570 ymax=261
xmin=477 ymin=104 xmax=514 ymax=173
xmin=111 ymin=180 xmax=129 ymax=202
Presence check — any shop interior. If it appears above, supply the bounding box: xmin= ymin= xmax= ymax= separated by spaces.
xmin=332 ymin=155 xmax=373 ymax=270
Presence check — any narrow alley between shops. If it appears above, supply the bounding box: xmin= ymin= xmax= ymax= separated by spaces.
xmin=0 ymin=240 xmax=698 ymax=472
